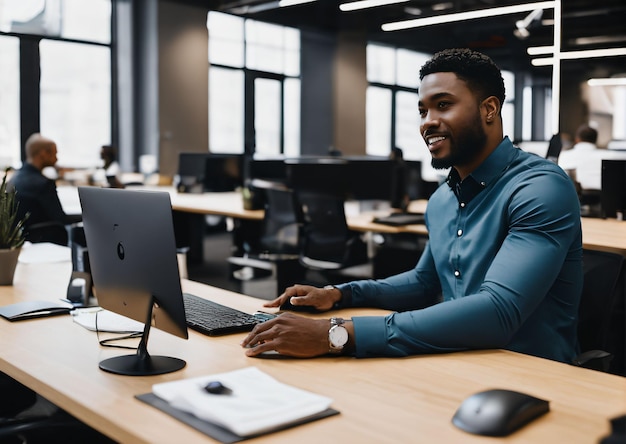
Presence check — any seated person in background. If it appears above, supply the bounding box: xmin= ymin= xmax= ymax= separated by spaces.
xmin=241 ymin=48 xmax=583 ymax=364
xmin=8 ymin=133 xmax=81 ymax=244
xmin=92 ymin=144 xmax=123 ymax=188
xmin=558 ymin=124 xmax=602 ymax=191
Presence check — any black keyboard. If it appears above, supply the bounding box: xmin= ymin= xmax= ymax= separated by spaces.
xmin=372 ymin=212 xmax=425 ymax=226
xmin=183 ymin=293 xmax=264 ymax=336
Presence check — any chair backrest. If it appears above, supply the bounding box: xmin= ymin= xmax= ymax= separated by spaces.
xmin=577 ymin=249 xmax=624 ymax=356
xmin=296 ymin=190 xmax=362 ymax=270
xmin=253 ymin=179 xmax=300 ymax=256
xmin=545 ymin=133 xmax=563 ymax=163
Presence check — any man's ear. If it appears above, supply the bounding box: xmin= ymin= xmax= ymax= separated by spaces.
xmin=482 ymin=96 xmax=500 ymax=124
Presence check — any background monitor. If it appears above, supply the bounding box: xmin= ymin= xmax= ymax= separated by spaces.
xmin=601 ymin=159 xmax=626 ymax=219
xmin=176 ymin=152 xmax=209 ymax=193
xmin=285 ymin=157 xmax=397 ymax=204
xmin=245 ymin=156 xmax=288 ymax=183
xmin=285 ymin=158 xmax=350 ymax=197
xmin=204 ymin=153 xmax=244 ymax=192
xmin=78 ymin=187 xmax=188 ymax=376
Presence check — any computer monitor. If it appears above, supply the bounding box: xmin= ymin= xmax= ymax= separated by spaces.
xmin=78 ymin=187 xmax=188 ymax=376
xmin=204 ymin=154 xmax=244 ymax=192
xmin=285 ymin=158 xmax=350 ymax=197
xmin=601 ymin=159 xmax=626 ymax=219
xmin=345 ymin=159 xmax=395 ymax=202
xmin=176 ymin=152 xmax=208 ymax=193
xmin=245 ymin=156 xmax=288 ymax=183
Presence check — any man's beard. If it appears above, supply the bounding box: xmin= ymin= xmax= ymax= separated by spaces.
xmin=431 ymin=115 xmax=487 ymax=170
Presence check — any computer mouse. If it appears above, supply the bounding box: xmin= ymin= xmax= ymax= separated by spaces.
xmin=204 ymin=381 xmax=232 ymax=395
xmin=279 ymin=297 xmax=320 ymax=313
xmin=452 ymin=389 xmax=549 ymax=436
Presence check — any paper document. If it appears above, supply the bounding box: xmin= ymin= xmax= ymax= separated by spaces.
xmin=18 ymin=242 xmax=71 ymax=264
xmin=152 ymin=367 xmax=334 ymax=437
xmin=71 ymin=308 xmax=144 ymax=333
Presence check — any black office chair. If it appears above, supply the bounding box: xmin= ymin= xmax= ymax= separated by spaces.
xmin=295 ymin=190 xmax=370 ymax=284
xmin=228 ymin=179 xmax=305 ymax=296
xmin=545 ymin=133 xmax=563 ymax=163
xmin=573 ymin=249 xmax=625 ymax=375
xmin=25 ymin=221 xmax=69 ymax=246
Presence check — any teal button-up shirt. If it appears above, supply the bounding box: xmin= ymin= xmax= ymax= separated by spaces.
xmin=338 ymin=137 xmax=583 ymax=363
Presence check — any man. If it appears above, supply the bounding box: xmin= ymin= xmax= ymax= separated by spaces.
xmin=241 ymin=49 xmax=583 ymax=364
xmin=558 ymin=124 xmax=602 ymax=191
xmin=8 ymin=133 xmax=80 ymax=243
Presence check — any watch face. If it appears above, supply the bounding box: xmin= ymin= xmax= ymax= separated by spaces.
xmin=329 ymin=325 xmax=348 ymax=348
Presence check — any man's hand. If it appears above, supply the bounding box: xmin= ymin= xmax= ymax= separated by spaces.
xmin=262 ymin=284 xmax=341 ymax=312
xmin=241 ymin=313 xmax=329 ymax=357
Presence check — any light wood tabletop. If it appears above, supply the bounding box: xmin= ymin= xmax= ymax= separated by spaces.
xmin=61 ymin=186 xmax=626 ymax=256
xmin=1 ymin=257 xmax=625 ymax=443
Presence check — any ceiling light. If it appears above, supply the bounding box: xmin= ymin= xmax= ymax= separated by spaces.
xmin=382 ymin=1 xmax=555 ymax=31
xmin=340 ymin=0 xmax=409 ymax=12
xmin=587 ymin=78 xmax=626 ymax=87
xmin=431 ymin=2 xmax=453 ymax=11
xmin=279 ymin=0 xmax=316 ymax=6
xmin=527 ymin=46 xmax=554 ymax=55
xmin=573 ymin=35 xmax=626 ymax=46
xmin=531 ymin=47 xmax=626 ymax=66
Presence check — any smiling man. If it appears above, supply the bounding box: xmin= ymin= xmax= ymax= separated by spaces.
xmin=241 ymin=48 xmax=583 ymax=364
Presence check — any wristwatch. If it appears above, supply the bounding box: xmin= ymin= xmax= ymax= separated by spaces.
xmin=328 ymin=317 xmax=349 ymax=354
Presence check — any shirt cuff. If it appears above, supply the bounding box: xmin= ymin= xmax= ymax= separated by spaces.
xmin=333 ymin=283 xmax=353 ymax=309
xmin=352 ymin=316 xmax=389 ymax=358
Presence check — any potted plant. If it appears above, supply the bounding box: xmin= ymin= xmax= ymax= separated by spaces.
xmin=0 ymin=168 xmax=28 ymax=285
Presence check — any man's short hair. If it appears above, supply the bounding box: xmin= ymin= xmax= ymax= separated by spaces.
xmin=575 ymin=124 xmax=598 ymax=144
xmin=419 ymin=48 xmax=506 ymax=110
xmin=25 ymin=133 xmax=55 ymax=160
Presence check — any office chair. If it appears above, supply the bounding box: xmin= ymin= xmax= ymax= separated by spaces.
xmin=228 ymin=179 xmax=305 ymax=296
xmin=26 ymin=221 xmax=69 ymax=246
xmin=573 ymin=249 xmax=625 ymax=375
xmin=545 ymin=133 xmax=563 ymax=163
xmin=295 ymin=190 xmax=369 ymax=284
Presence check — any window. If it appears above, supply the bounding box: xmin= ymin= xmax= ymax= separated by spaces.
xmin=366 ymin=44 xmax=436 ymax=179
xmin=40 ymin=40 xmax=111 ymax=167
xmin=207 ymin=12 xmax=300 ymax=156
xmin=0 ymin=36 xmax=20 ymax=168
xmin=0 ymin=0 xmax=112 ymax=169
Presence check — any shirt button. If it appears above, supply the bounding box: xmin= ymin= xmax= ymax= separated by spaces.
xmin=480 ymin=181 xmax=486 ymax=187
xmin=457 ymin=229 xmax=463 ymax=236
xmin=454 ymin=270 xmax=461 ymax=277
xmin=460 ymin=202 xmax=466 ymax=208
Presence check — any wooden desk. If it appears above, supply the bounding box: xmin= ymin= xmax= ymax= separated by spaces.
xmin=60 ymin=186 xmax=626 ymax=256
xmin=1 ymin=259 xmax=625 ymax=443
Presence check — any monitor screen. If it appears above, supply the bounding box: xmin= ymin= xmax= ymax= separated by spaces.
xmin=78 ymin=187 xmax=188 ymax=375
xmin=177 ymin=152 xmax=209 ymax=193
xmin=601 ymin=159 xmax=626 ymax=219
xmin=285 ymin=158 xmax=350 ymax=197
xmin=204 ymin=154 xmax=244 ymax=192
xmin=285 ymin=158 xmax=397 ymax=203
xmin=245 ymin=156 xmax=288 ymax=183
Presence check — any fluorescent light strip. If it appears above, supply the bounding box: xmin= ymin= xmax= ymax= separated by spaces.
xmin=527 ymin=46 xmax=554 ymax=55
xmin=531 ymin=47 xmax=626 ymax=66
xmin=588 ymin=78 xmax=626 ymax=87
xmin=279 ymin=0 xmax=316 ymax=7
xmin=382 ymin=1 xmax=555 ymax=31
xmin=340 ymin=0 xmax=409 ymax=12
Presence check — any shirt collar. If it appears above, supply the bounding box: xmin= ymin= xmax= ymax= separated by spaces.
xmin=446 ymin=137 xmax=517 ymax=203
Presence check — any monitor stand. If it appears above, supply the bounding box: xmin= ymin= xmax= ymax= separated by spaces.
xmin=98 ymin=302 xmax=186 ymax=376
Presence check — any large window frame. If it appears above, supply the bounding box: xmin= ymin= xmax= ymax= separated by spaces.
xmin=207 ymin=11 xmax=301 ymax=156
xmin=0 ymin=0 xmax=113 ymax=169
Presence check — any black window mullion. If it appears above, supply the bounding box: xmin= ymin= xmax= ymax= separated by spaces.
xmin=19 ymin=36 xmax=41 ymax=161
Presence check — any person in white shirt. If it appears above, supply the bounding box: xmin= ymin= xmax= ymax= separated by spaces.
xmin=558 ymin=124 xmax=602 ymax=191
